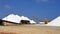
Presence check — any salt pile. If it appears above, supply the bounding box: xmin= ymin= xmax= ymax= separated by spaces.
xmin=47 ymin=16 xmax=60 ymax=26
xmin=2 ymin=14 xmax=36 ymax=24
xmin=39 ymin=22 xmax=45 ymax=24
xmin=2 ymin=14 xmax=21 ymax=23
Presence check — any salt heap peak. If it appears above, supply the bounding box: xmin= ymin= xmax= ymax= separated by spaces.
xmin=47 ymin=16 xmax=60 ymax=26
xmin=21 ymin=16 xmax=30 ymax=20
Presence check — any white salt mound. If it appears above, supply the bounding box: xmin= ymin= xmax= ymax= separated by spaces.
xmin=2 ymin=14 xmax=21 ymax=23
xmin=39 ymin=22 xmax=45 ymax=24
xmin=47 ymin=16 xmax=60 ymax=26
xmin=2 ymin=14 xmax=36 ymax=24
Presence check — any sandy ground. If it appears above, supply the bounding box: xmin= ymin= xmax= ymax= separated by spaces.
xmin=0 ymin=24 xmax=60 ymax=34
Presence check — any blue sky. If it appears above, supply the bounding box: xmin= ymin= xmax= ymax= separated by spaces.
xmin=0 ymin=0 xmax=60 ymax=20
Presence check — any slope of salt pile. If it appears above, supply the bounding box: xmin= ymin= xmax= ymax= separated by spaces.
xmin=21 ymin=16 xmax=36 ymax=23
xmin=2 ymin=14 xmax=21 ymax=23
xmin=30 ymin=20 xmax=36 ymax=24
xmin=46 ymin=16 xmax=60 ymax=26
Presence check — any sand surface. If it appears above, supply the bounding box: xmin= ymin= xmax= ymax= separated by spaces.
xmin=0 ymin=24 xmax=60 ymax=34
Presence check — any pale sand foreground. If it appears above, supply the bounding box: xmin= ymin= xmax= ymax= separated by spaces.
xmin=0 ymin=24 xmax=60 ymax=34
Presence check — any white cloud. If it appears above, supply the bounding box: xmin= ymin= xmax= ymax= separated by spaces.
xmin=41 ymin=0 xmax=49 ymax=2
xmin=35 ymin=0 xmax=55 ymax=3
xmin=36 ymin=0 xmax=49 ymax=2
xmin=36 ymin=0 xmax=40 ymax=2
xmin=4 ymin=5 xmax=11 ymax=10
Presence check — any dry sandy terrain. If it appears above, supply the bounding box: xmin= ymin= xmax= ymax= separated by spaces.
xmin=0 ymin=24 xmax=60 ymax=34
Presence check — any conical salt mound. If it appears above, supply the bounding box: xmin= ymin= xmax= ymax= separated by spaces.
xmin=47 ymin=16 xmax=60 ymax=26
xmin=2 ymin=14 xmax=21 ymax=23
